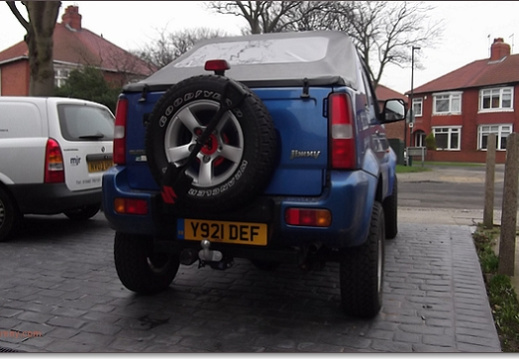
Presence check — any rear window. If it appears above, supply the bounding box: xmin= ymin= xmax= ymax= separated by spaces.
xmin=174 ymin=37 xmax=329 ymax=68
xmin=58 ymin=104 xmax=114 ymax=141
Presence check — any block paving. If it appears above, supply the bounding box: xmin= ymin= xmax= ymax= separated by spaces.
xmin=0 ymin=212 xmax=501 ymax=353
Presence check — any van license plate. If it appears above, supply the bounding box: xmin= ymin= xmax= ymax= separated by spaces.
xmin=87 ymin=159 xmax=113 ymax=173
xmin=177 ymin=219 xmax=267 ymax=246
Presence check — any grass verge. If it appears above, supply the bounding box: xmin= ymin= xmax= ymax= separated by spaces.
xmin=473 ymin=225 xmax=519 ymax=352
xmin=425 ymin=161 xmax=484 ymax=167
xmin=396 ymin=164 xmax=431 ymax=173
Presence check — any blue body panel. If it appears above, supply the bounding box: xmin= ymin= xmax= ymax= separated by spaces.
xmin=103 ymin=82 xmax=396 ymax=250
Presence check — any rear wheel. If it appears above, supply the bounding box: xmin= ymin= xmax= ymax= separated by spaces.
xmin=339 ymin=202 xmax=385 ymax=318
xmin=114 ymin=232 xmax=179 ymax=294
xmin=64 ymin=204 xmax=100 ymax=220
xmin=0 ymin=187 xmax=20 ymax=242
xmin=383 ymin=178 xmax=398 ymax=239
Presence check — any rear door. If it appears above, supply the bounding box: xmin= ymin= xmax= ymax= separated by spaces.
xmin=252 ymin=87 xmax=330 ymax=196
xmin=48 ymin=99 xmax=114 ymax=192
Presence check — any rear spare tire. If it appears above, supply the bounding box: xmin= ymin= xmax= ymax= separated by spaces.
xmin=146 ymin=75 xmax=278 ymax=212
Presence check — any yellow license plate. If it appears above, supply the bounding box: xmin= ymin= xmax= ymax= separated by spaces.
xmin=178 ymin=218 xmax=268 ymax=246
xmin=87 ymin=159 xmax=113 ymax=173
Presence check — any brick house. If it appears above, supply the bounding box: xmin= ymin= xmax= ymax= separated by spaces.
xmin=0 ymin=5 xmax=154 ymax=96
xmin=407 ymin=37 xmax=519 ymax=163
xmin=375 ymin=84 xmax=408 ymax=141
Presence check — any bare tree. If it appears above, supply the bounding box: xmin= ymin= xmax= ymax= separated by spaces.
xmin=331 ymin=1 xmax=443 ymax=88
xmin=136 ymin=27 xmax=228 ymax=69
xmin=6 ymin=1 xmax=61 ymax=96
xmin=207 ymin=1 xmax=442 ymax=88
xmin=208 ymin=1 xmax=331 ymax=34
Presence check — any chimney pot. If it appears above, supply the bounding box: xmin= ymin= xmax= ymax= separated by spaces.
xmin=490 ymin=37 xmax=510 ymax=61
xmin=62 ymin=5 xmax=82 ymax=31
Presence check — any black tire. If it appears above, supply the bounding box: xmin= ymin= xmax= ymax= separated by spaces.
xmin=114 ymin=232 xmax=179 ymax=294
xmin=383 ymin=178 xmax=398 ymax=239
xmin=146 ymin=75 xmax=278 ymax=212
xmin=339 ymin=202 xmax=385 ymax=318
xmin=64 ymin=204 xmax=100 ymax=220
xmin=251 ymin=260 xmax=280 ymax=271
xmin=0 ymin=187 xmax=21 ymax=242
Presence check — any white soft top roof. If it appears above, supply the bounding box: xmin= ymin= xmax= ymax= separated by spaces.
xmin=125 ymin=31 xmax=360 ymax=91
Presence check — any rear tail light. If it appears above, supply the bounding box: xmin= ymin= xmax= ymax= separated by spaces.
xmin=44 ymin=138 xmax=64 ymax=183
xmin=114 ymin=198 xmax=148 ymax=215
xmin=113 ymin=98 xmax=128 ymax=165
xmin=285 ymin=208 xmax=331 ymax=227
xmin=329 ymin=93 xmax=356 ymax=169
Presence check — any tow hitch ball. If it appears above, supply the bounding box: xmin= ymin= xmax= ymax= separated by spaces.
xmin=197 ymin=240 xmax=233 ymax=270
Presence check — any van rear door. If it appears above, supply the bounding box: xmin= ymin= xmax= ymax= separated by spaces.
xmin=49 ymin=99 xmax=114 ymax=192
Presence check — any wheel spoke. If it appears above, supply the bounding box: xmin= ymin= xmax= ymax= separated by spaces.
xmin=176 ymin=107 xmax=201 ymax=133
xmin=198 ymin=161 xmax=213 ymax=186
xmin=166 ymin=144 xmax=192 ymax=163
xmin=216 ymin=112 xmax=231 ymax=132
xmin=220 ymin=144 xmax=243 ymax=163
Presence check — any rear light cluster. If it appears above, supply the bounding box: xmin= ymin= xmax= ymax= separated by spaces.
xmin=113 ymin=98 xmax=128 ymax=165
xmin=114 ymin=198 xmax=148 ymax=215
xmin=285 ymin=208 xmax=331 ymax=227
xmin=44 ymin=138 xmax=64 ymax=183
xmin=329 ymin=93 xmax=356 ymax=169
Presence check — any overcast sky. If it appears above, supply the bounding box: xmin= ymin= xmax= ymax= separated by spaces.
xmin=1 ymin=1 xmax=519 ymax=94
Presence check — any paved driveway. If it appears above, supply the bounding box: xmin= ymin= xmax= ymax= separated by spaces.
xmin=0 ymin=210 xmax=500 ymax=353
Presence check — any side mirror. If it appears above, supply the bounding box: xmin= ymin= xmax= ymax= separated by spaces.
xmin=383 ymin=99 xmax=407 ymax=122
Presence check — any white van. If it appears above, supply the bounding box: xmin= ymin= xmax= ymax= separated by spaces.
xmin=0 ymin=97 xmax=114 ymax=241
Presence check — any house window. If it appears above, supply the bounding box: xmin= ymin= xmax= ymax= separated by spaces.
xmin=479 ymin=87 xmax=513 ymax=112
xmin=412 ymin=98 xmax=423 ymax=118
xmin=432 ymin=126 xmax=461 ymax=150
xmin=478 ymin=124 xmax=512 ymax=150
xmin=433 ymin=92 xmax=462 ymax=115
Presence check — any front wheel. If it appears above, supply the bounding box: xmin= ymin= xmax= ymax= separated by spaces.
xmin=339 ymin=202 xmax=385 ymax=318
xmin=114 ymin=232 xmax=180 ymax=294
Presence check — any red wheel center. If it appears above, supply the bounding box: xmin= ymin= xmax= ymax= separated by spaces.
xmin=201 ymin=134 xmax=219 ymax=156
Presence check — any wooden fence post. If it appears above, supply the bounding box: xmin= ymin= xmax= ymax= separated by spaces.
xmin=483 ymin=135 xmax=496 ymax=229
xmin=498 ymin=133 xmax=519 ymax=276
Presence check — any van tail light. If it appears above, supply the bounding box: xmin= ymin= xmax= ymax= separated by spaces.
xmin=329 ymin=93 xmax=356 ymax=169
xmin=44 ymin=138 xmax=64 ymax=183
xmin=113 ymin=98 xmax=128 ymax=165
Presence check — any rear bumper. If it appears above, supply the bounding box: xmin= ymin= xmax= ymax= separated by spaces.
xmin=9 ymin=183 xmax=102 ymax=214
xmin=103 ymin=166 xmax=379 ymax=251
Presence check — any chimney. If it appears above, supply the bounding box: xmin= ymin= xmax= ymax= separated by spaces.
xmin=490 ymin=37 xmax=510 ymax=61
xmin=61 ymin=5 xmax=82 ymax=31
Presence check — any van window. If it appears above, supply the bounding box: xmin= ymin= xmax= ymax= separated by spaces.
xmin=58 ymin=104 xmax=114 ymax=141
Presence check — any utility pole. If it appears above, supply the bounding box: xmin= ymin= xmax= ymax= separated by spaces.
xmin=406 ymin=45 xmax=420 ymax=165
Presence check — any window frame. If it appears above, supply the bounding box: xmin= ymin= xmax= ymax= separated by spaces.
xmin=432 ymin=126 xmax=461 ymax=151
xmin=414 ymin=130 xmax=426 ymax=147
xmin=479 ymin=87 xmax=514 ymax=112
xmin=477 ymin=124 xmax=513 ymax=151
xmin=412 ymin=97 xmax=423 ymax=118
xmin=432 ymin=92 xmax=462 ymax=115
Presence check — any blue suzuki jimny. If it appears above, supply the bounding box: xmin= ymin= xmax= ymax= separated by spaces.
xmin=103 ymin=31 xmax=406 ymax=318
